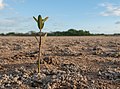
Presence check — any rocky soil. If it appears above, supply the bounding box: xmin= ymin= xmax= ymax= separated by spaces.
xmin=0 ymin=36 xmax=120 ymax=89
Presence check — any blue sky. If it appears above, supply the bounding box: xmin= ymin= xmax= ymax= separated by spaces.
xmin=0 ymin=0 xmax=120 ymax=34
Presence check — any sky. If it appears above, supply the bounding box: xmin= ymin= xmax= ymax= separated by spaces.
xmin=0 ymin=0 xmax=120 ymax=34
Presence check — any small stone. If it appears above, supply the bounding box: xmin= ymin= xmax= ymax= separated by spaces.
xmin=9 ymin=74 xmax=13 ymax=79
xmin=17 ymin=81 xmax=22 ymax=85
xmin=91 ymin=80 xmax=95 ymax=83
xmin=98 ymin=71 xmax=102 ymax=76
xmin=52 ymin=75 xmax=57 ymax=79
xmin=77 ymin=73 xmax=82 ymax=77
xmin=5 ymin=83 xmax=11 ymax=87
xmin=41 ymin=73 xmax=46 ymax=79
xmin=46 ymin=83 xmax=52 ymax=89
xmin=1 ymin=84 xmax=5 ymax=89
xmin=13 ymin=76 xmax=19 ymax=82
xmin=23 ymin=73 xmax=28 ymax=78
xmin=3 ymin=74 xmax=8 ymax=78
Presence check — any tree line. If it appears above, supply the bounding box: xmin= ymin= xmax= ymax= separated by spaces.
xmin=0 ymin=29 xmax=120 ymax=36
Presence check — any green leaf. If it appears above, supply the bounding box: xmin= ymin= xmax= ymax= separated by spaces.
xmin=33 ymin=16 xmax=38 ymax=22
xmin=41 ymin=23 xmax=44 ymax=30
xmin=42 ymin=17 xmax=48 ymax=23
xmin=38 ymin=15 xmax=44 ymax=30
xmin=42 ymin=33 xmax=47 ymax=45
xmin=44 ymin=33 xmax=47 ymax=37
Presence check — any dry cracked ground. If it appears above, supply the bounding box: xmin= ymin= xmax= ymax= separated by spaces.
xmin=0 ymin=36 xmax=120 ymax=89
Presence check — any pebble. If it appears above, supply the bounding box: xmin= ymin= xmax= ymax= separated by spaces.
xmin=0 ymin=63 xmax=119 ymax=89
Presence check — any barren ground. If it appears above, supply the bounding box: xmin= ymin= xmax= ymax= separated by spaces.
xmin=0 ymin=36 xmax=120 ymax=89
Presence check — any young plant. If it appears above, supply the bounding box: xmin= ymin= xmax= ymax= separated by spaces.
xmin=33 ymin=15 xmax=48 ymax=74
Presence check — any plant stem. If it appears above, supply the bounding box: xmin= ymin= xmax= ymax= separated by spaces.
xmin=38 ymin=30 xmax=41 ymax=73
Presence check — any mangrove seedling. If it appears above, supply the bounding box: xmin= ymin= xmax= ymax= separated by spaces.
xmin=33 ymin=15 xmax=48 ymax=74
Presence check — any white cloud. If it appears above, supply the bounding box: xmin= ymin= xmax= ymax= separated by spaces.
xmin=0 ymin=0 xmax=5 ymax=10
xmin=100 ymin=3 xmax=120 ymax=16
xmin=0 ymin=0 xmax=25 ymax=10
xmin=0 ymin=19 xmax=15 ymax=27
xmin=0 ymin=17 xmax=34 ymax=33
xmin=0 ymin=17 xmax=32 ymax=27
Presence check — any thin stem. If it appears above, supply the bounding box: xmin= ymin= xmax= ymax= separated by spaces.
xmin=38 ymin=30 xmax=42 ymax=73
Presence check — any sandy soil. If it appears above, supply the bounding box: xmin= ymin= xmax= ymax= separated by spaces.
xmin=0 ymin=36 xmax=120 ymax=89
